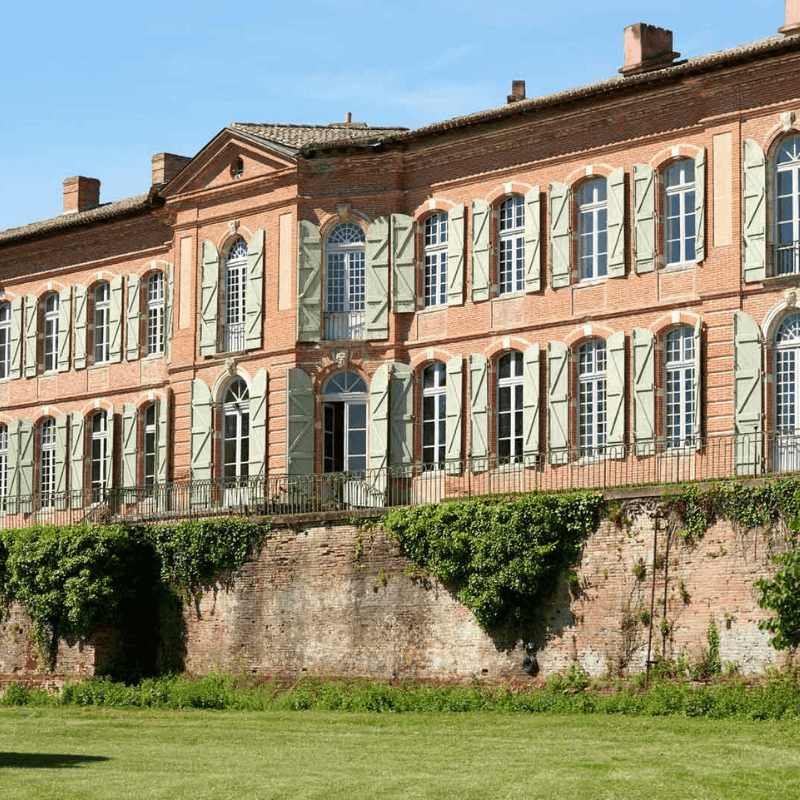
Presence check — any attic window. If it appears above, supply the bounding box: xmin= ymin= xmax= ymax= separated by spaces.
xmin=231 ymin=157 xmax=244 ymax=179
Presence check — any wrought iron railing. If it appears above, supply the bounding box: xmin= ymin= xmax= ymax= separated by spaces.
xmin=0 ymin=430 xmax=797 ymax=529
xmin=773 ymin=241 xmax=800 ymax=276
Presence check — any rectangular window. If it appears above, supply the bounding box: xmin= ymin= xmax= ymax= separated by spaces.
xmin=40 ymin=420 xmax=56 ymax=509
xmin=578 ymin=179 xmax=608 ymax=281
xmin=578 ymin=340 xmax=607 ymax=457
xmin=0 ymin=303 xmax=10 ymax=379
xmin=424 ymin=213 xmax=448 ymax=307
xmin=94 ymin=283 xmax=110 ymax=364
xmin=144 ymin=404 xmax=157 ymax=487
xmin=146 ymin=273 xmax=165 ymax=356
xmin=665 ymin=327 xmax=696 ymax=448
xmin=43 ymin=294 xmax=59 ymax=372
xmin=498 ymin=196 xmax=525 ymax=294
xmin=0 ymin=425 xmax=7 ymax=511
xmin=664 ymin=161 xmax=696 ymax=266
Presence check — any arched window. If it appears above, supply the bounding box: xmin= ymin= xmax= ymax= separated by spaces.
xmin=143 ymin=403 xmax=157 ymax=487
xmin=664 ymin=160 xmax=696 ymax=266
xmin=0 ymin=301 xmax=10 ymax=379
xmin=93 ymin=282 xmax=110 ymax=364
xmin=423 ymin=213 xmax=448 ymax=307
xmin=223 ymin=237 xmax=248 ymax=352
xmin=222 ymin=378 xmax=250 ymax=487
xmin=497 ymin=351 xmax=523 ymax=464
xmin=0 ymin=423 xmax=7 ymax=510
xmin=422 ymin=363 xmax=446 ymax=469
xmin=578 ymin=339 xmax=607 ymax=456
xmin=325 ymin=223 xmax=366 ymax=339
xmin=773 ymin=313 xmax=800 ymax=470
xmin=665 ymin=326 xmax=696 ymax=448
xmin=91 ymin=411 xmax=108 ymax=500
xmin=40 ymin=417 xmax=56 ymax=508
xmin=42 ymin=293 xmax=59 ymax=372
xmin=323 ymin=371 xmax=368 ymax=474
xmin=774 ymin=134 xmax=800 ymax=275
xmin=498 ymin=197 xmax=524 ymax=294
xmin=146 ymin=272 xmax=165 ymax=356
xmin=578 ymin=179 xmax=608 ymax=280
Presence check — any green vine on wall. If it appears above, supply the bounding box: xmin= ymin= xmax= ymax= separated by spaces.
xmin=383 ymin=490 xmax=603 ymax=631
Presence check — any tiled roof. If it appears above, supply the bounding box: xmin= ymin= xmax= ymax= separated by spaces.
xmin=231 ymin=122 xmax=408 ymax=150
xmin=0 ymin=193 xmax=159 ymax=245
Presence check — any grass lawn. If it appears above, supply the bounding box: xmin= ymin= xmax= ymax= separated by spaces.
xmin=2 ymin=708 xmax=800 ymax=799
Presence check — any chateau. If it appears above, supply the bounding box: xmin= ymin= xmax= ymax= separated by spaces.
xmin=4 ymin=4 xmax=800 ymax=525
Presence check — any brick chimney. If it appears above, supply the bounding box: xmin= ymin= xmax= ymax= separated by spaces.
xmin=507 ymin=80 xmax=526 ymax=104
xmin=619 ymin=23 xmax=680 ymax=75
xmin=62 ymin=176 xmax=100 ymax=214
xmin=780 ymin=0 xmax=800 ymax=35
xmin=151 ymin=153 xmax=192 ymax=186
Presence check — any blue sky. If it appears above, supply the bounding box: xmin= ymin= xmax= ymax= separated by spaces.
xmin=0 ymin=0 xmax=784 ymax=231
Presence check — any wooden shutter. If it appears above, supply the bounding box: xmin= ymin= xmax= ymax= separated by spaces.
xmin=606 ymin=331 xmax=626 ymax=456
xmin=55 ymin=413 xmax=69 ymax=508
xmin=57 ymin=287 xmax=71 ymax=372
xmin=108 ymin=276 xmax=123 ymax=363
xmin=733 ymin=311 xmax=763 ymax=475
xmin=105 ymin=406 xmax=115 ymax=489
xmin=471 ymin=199 xmax=490 ymax=302
xmin=524 ymin=187 xmax=541 ymax=292
xmin=607 ymin=169 xmax=626 ymax=278
xmin=633 ymin=328 xmax=655 ymax=455
xmin=547 ymin=341 xmax=569 ymax=464
xmin=6 ymin=420 xmax=19 ymax=505
xmin=390 ymin=362 xmax=413 ymax=471
xmin=249 ymin=368 xmax=268 ymax=477
xmin=742 ymin=139 xmax=767 ymax=283
xmin=692 ymin=321 xmax=703 ymax=446
xmin=157 ymin=394 xmax=170 ymax=484
xmin=70 ymin=412 xmax=84 ymax=508
xmin=246 ymin=229 xmax=265 ymax=350
xmin=9 ymin=296 xmax=22 ymax=379
xmin=126 ymin=275 xmax=140 ymax=360
xmin=694 ymin=149 xmax=706 ymax=263
xmin=633 ymin=164 xmax=656 ymax=273
xmin=391 ymin=214 xmax=416 ymax=313
xmin=190 ymin=379 xmax=213 ymax=481
xmin=448 ymin=204 xmax=465 ymax=305
xmin=297 ymin=220 xmax=322 ymax=342
xmin=369 ymin=364 xmax=390 ymax=475
xmin=469 ymin=353 xmax=488 ymax=466
xmin=24 ymin=294 xmax=37 ymax=378
xmin=165 ymin=263 xmax=174 ymax=363
xmin=199 ymin=240 xmax=220 ymax=355
xmin=17 ymin=419 xmax=33 ymax=498
xmin=366 ymin=217 xmax=390 ymax=339
xmin=73 ymin=284 xmax=87 ymax=370
xmin=286 ymin=368 xmax=314 ymax=476
xmin=446 ymin=356 xmax=463 ymax=473
xmin=121 ymin=403 xmax=137 ymax=488
xmin=549 ymin=183 xmax=571 ymax=288
xmin=523 ymin=344 xmax=540 ymax=464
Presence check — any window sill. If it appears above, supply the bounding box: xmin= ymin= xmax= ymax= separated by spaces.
xmin=493 ymin=290 xmax=525 ymax=301
xmin=418 ymin=304 xmax=446 ymax=314
xmin=763 ymin=272 xmax=800 ymax=285
xmin=663 ymin=261 xmax=697 ymax=272
xmin=576 ymin=276 xmax=607 ymax=287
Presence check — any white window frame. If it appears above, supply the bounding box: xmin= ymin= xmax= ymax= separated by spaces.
xmin=423 ymin=213 xmax=448 ymax=308
xmin=0 ymin=302 xmax=10 ymax=380
xmin=773 ymin=313 xmax=800 ymax=471
xmin=325 ymin=223 xmax=366 ymax=339
xmin=664 ymin=160 xmax=697 ymax=267
xmin=223 ymin=238 xmax=248 ymax=352
xmin=91 ymin=411 xmax=108 ymax=501
xmin=665 ymin=326 xmax=695 ymax=448
xmin=497 ymin=351 xmax=523 ymax=464
xmin=421 ymin=363 xmax=446 ymax=469
xmin=144 ymin=403 xmax=157 ymax=488
xmin=578 ymin=339 xmax=607 ymax=457
xmin=43 ymin=293 xmax=59 ymax=372
xmin=222 ymin=378 xmax=250 ymax=484
xmin=774 ymin=134 xmax=800 ymax=276
xmin=0 ymin=423 xmax=7 ymax=510
xmin=93 ymin=282 xmax=110 ymax=364
xmin=40 ymin=417 xmax=56 ymax=508
xmin=578 ymin=179 xmax=608 ymax=281
xmin=498 ymin=196 xmax=524 ymax=294
xmin=146 ymin=272 xmax=165 ymax=356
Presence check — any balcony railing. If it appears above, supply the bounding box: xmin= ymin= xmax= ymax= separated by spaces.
xmin=0 ymin=430 xmax=796 ymax=529
xmin=324 ymin=311 xmax=365 ymax=340
xmin=773 ymin=241 xmax=800 ymax=276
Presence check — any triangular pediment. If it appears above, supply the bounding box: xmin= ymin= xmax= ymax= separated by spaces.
xmin=160 ymin=128 xmax=298 ymax=199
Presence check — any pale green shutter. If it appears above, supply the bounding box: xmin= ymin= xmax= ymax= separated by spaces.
xmin=17 ymin=419 xmax=33 ymax=499
xmin=524 ymin=187 xmax=541 ymax=292
xmin=126 ymin=275 xmax=140 ymax=360
xmin=287 ymin=368 xmax=314 ymax=476
xmin=550 ymin=183 xmax=571 ymax=288
xmin=70 ymin=412 xmax=84 ymax=508
xmin=24 ymin=294 xmax=37 ymax=378
xmin=246 ymin=229 xmax=265 ymax=350
xmin=733 ymin=311 xmax=763 ymax=475
xmin=105 ymin=406 xmax=115 ymax=489
xmin=607 ymin=169 xmax=626 ymax=278
xmin=742 ymin=139 xmax=767 ymax=282
xmin=366 ymin=217 xmax=390 ymax=339
xmin=121 ymin=403 xmax=137 ymax=487
xmin=249 ymin=368 xmax=268 ymax=477
xmin=694 ymin=149 xmax=706 ymax=263
xmin=165 ymin=264 xmax=174 ymax=363
xmin=9 ymin=296 xmax=22 ymax=379
xmin=109 ymin=276 xmax=123 ymax=363
xmin=391 ymin=214 xmax=416 ymax=313
xmin=73 ymin=284 xmax=87 ymax=370
xmin=190 ymin=379 xmax=213 ymax=481
xmin=633 ymin=328 xmax=655 ymax=455
xmin=523 ymin=345 xmax=540 ymax=464
xmin=390 ymin=362 xmax=413 ymax=471
xmin=297 ymin=221 xmax=322 ymax=342
xmin=448 ymin=204 xmax=465 ymax=305
xmin=606 ymin=331 xmax=626 ymax=456
xmin=200 ymin=240 xmax=220 ymax=355
xmin=157 ymin=394 xmax=169 ymax=484
xmin=471 ymin=199 xmax=490 ymax=302
xmin=57 ymin=287 xmax=71 ymax=372
xmin=634 ymin=164 xmax=656 ymax=273
xmin=370 ymin=364 xmax=390 ymax=475
xmin=692 ymin=321 xmax=702 ymax=446
xmin=547 ymin=342 xmax=569 ymax=464
xmin=469 ymin=353 xmax=488 ymax=467
xmin=55 ymin=413 xmax=68 ymax=508
xmin=6 ymin=420 xmax=18 ymax=507
xmin=446 ymin=356 xmax=463 ymax=473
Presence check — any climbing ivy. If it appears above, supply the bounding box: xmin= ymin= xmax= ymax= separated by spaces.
xmin=383 ymin=491 xmax=603 ymax=631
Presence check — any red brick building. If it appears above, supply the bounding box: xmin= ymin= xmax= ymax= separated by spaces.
xmin=3 ymin=5 xmax=800 ymax=523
